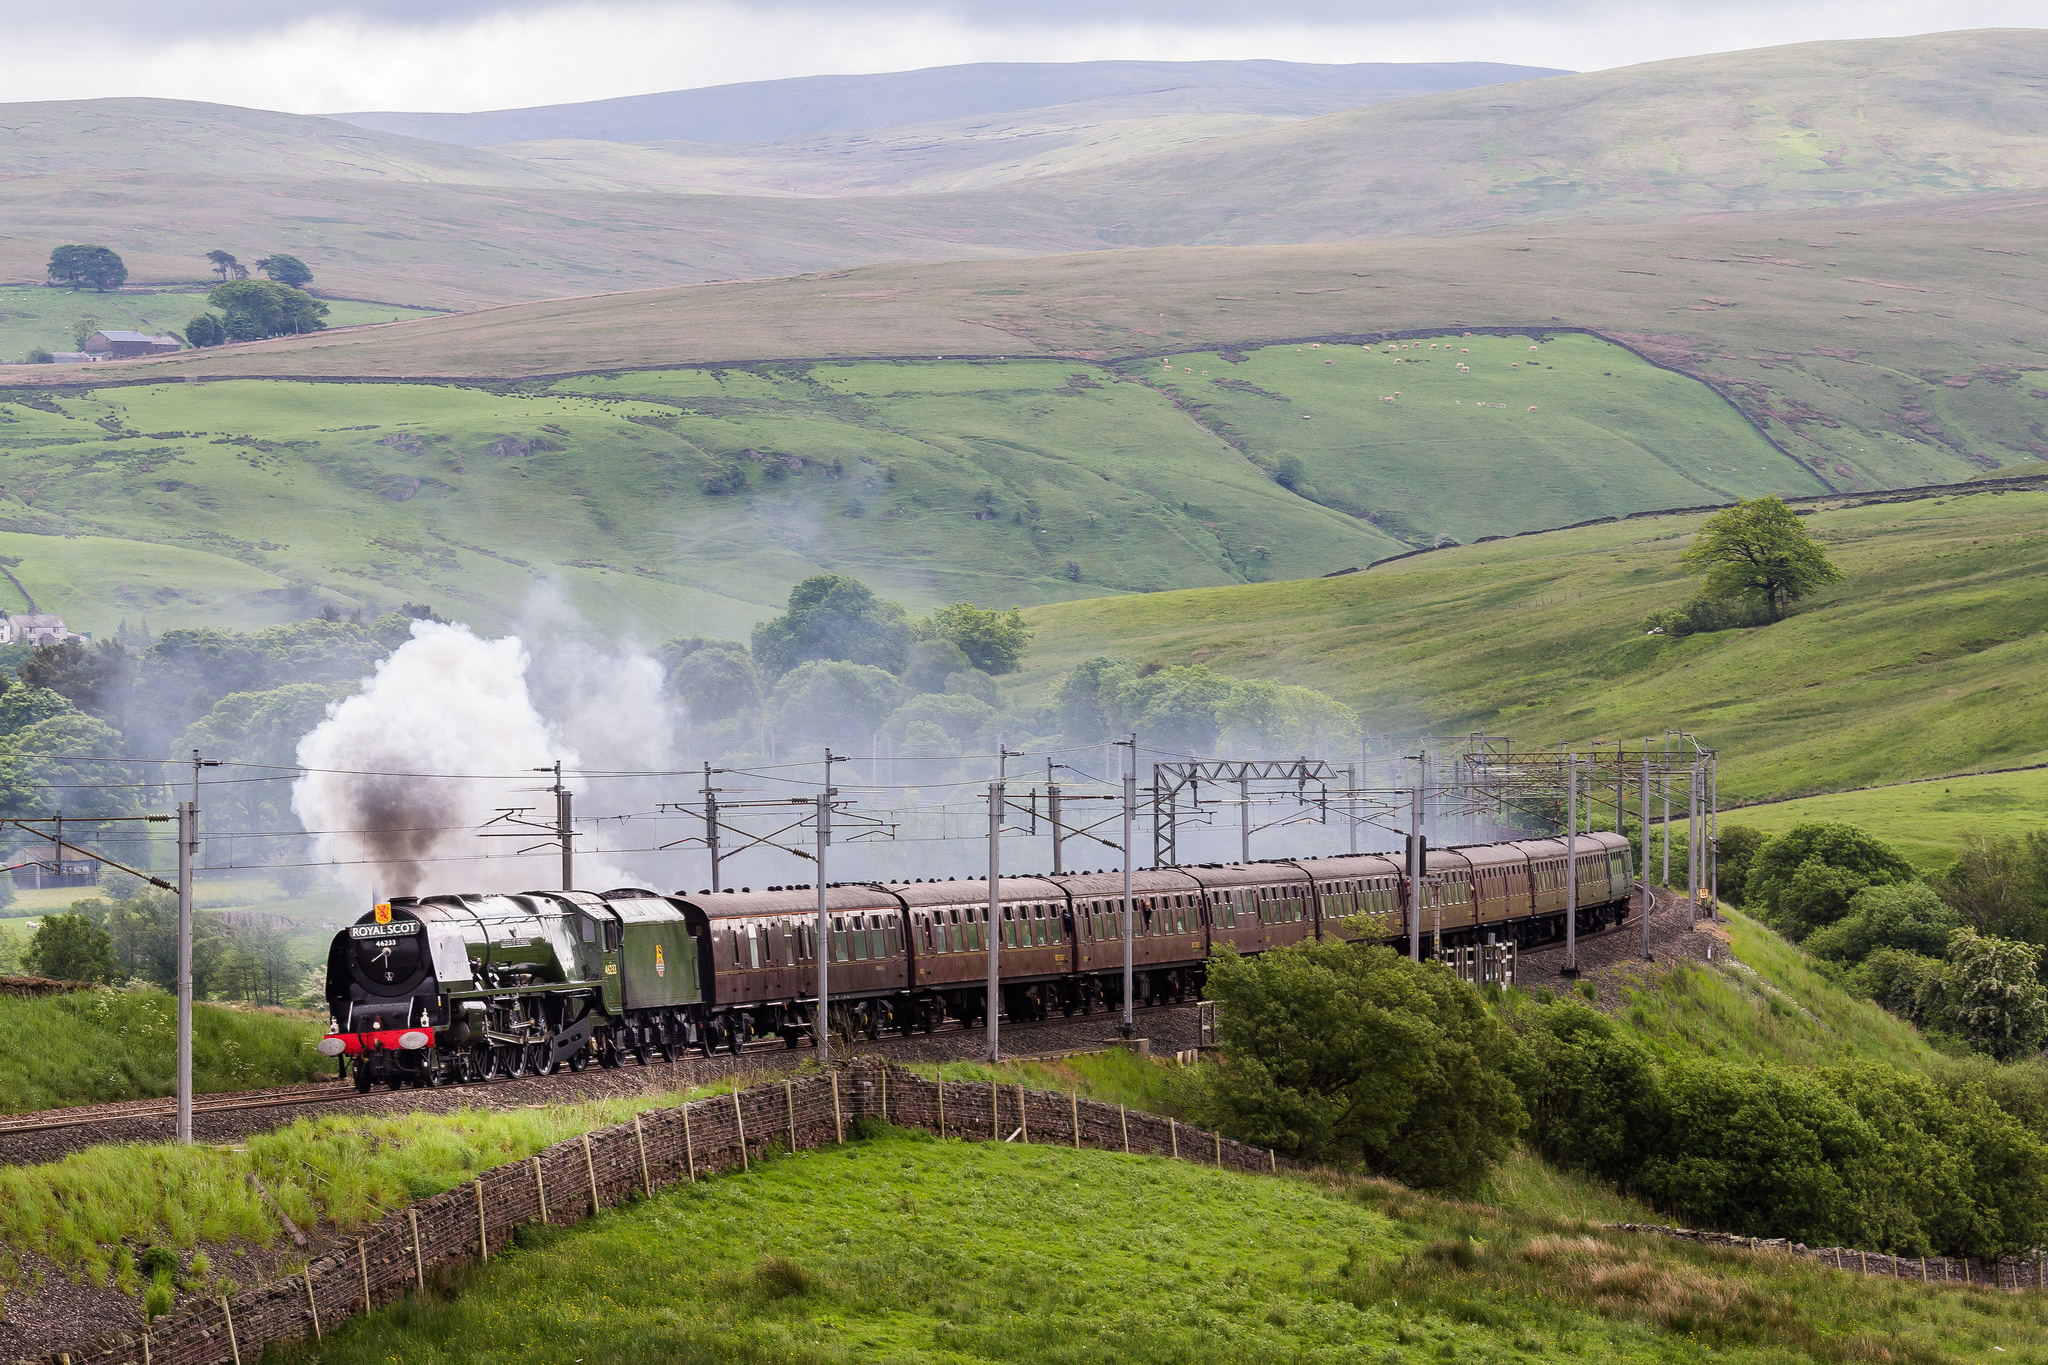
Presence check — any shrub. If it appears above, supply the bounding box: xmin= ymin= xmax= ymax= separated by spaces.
xmin=754 ymin=1254 xmax=811 ymax=1297
xmin=1941 ymin=929 xmax=2048 ymax=1061
xmin=1940 ymin=830 xmax=2048 ymax=946
xmin=1517 ymin=1002 xmax=1664 ymax=1178
xmin=25 ymin=347 xmax=53 ymax=364
xmin=1640 ymin=594 xmax=1766 ymax=638
xmin=1744 ymin=822 xmax=1915 ymax=939
xmin=1197 ymin=941 xmax=1525 ymax=1190
xmin=699 ymin=463 xmax=748 ymax=495
xmin=185 ymin=313 xmax=226 ymax=348
xmin=1855 ymin=948 xmax=1947 ymax=1024
xmin=23 ymin=912 xmax=117 ymax=983
xmin=1803 ymin=882 xmax=1959 ymax=964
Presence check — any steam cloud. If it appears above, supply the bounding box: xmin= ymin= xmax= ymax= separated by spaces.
xmin=293 ymin=620 xmax=626 ymax=903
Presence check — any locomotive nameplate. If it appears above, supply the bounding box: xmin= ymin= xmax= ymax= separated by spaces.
xmin=350 ymin=922 xmax=420 ymax=939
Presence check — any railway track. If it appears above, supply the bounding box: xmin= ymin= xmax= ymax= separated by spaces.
xmin=0 ymin=1000 xmax=1203 ymax=1155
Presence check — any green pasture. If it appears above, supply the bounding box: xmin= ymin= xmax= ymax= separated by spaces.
xmin=0 ymin=286 xmax=437 ymax=364
xmin=1138 ymin=332 xmax=1819 ymax=545
xmin=284 ymin=1127 xmax=2048 ymax=1365
xmin=1016 ymin=487 xmax=2048 ymax=802
xmin=1728 ymin=767 xmax=2048 ymax=874
xmin=0 ymin=337 xmax=1782 ymax=636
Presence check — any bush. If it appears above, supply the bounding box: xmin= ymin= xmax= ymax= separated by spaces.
xmin=1744 ymin=822 xmax=1916 ymax=939
xmin=185 ymin=312 xmax=227 ymax=348
xmin=1197 ymin=942 xmax=1525 ymax=1190
xmin=1640 ymin=593 xmax=1766 ymax=638
xmin=22 ymin=912 xmax=117 ymax=983
xmin=1517 ymin=1002 xmax=1664 ymax=1176
xmin=25 ymin=346 xmax=53 ymax=364
xmin=1714 ymin=825 xmax=1767 ymax=907
xmin=1803 ymin=882 xmax=1959 ymax=965
xmin=1941 ymin=929 xmax=2048 ymax=1061
xmin=1941 ymin=830 xmax=2048 ymax=946
xmin=1855 ymin=947 xmax=1947 ymax=1024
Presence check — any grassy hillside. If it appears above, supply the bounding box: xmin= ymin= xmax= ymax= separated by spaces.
xmin=68 ymin=196 xmax=2046 ymax=492
xmin=1135 ymin=332 xmax=1815 ymax=542
xmin=0 ymin=288 xmax=437 ymax=365
xmin=288 ymin=1129 xmax=2047 ymax=1365
xmin=0 ymin=334 xmax=1801 ymax=634
xmin=1013 ymin=484 xmax=2048 ymax=802
xmin=1729 ymin=767 xmax=2048 ymax=874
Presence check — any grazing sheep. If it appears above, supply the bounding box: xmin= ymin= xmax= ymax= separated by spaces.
xmin=1528 ymin=406 xmax=1538 ymax=412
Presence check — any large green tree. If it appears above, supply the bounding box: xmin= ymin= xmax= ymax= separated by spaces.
xmin=919 ymin=602 xmax=1031 ymax=676
xmin=1681 ymin=495 xmax=1843 ymax=621
xmin=254 ymin=253 xmax=312 ymax=288
xmin=205 ymin=279 xmax=328 ymax=340
xmin=750 ymin=574 xmax=913 ymax=682
xmin=1744 ymin=821 xmax=1916 ymax=939
xmin=46 ymin=245 xmax=127 ymax=292
xmin=23 ymin=912 xmax=117 ymax=983
xmin=1198 ymin=940 xmax=1526 ymax=1189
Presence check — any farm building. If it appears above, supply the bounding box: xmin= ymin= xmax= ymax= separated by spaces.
xmin=82 ymin=330 xmax=179 ymax=358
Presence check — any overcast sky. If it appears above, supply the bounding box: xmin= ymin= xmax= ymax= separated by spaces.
xmin=0 ymin=0 xmax=2036 ymax=113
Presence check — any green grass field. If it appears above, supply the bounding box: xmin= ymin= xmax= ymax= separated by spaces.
xmin=1138 ymin=332 xmax=1815 ymax=543
xmin=1014 ymin=485 xmax=2048 ymax=802
xmin=0 ymin=287 xmax=439 ymax=365
xmin=279 ymin=1127 xmax=2048 ymax=1365
xmin=1728 ymin=767 xmax=2048 ymax=874
xmin=0 ymin=336 xmax=1798 ymax=635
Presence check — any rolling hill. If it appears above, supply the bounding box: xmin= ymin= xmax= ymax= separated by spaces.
xmin=0 ymin=32 xmax=2040 ymax=311
xmin=0 ymin=325 xmax=1813 ymax=636
xmin=44 ymin=195 xmax=2044 ymax=492
xmin=1008 ymin=479 xmax=2048 ymax=802
xmin=335 ymin=59 xmax=1565 ymax=146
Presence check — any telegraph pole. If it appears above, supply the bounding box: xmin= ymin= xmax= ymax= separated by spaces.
xmin=1118 ymin=732 xmax=1137 ymax=1038
xmin=1640 ymin=744 xmax=1652 ymax=961
xmin=1563 ymin=751 xmax=1579 ymax=978
xmin=702 ymin=761 xmax=721 ymax=893
xmin=814 ymin=747 xmax=842 ymax=1065
xmin=1047 ymin=759 xmax=1064 ymax=876
xmin=1406 ymin=778 xmax=1423 ymax=962
xmin=176 ymin=799 xmax=194 ymax=1143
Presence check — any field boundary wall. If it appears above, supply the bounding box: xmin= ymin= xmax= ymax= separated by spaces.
xmin=31 ymin=1063 xmax=2045 ymax=1365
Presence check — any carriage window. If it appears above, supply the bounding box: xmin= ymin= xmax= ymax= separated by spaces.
xmin=832 ymin=916 xmax=849 ymax=962
xmin=1032 ymin=903 xmax=1047 ymax=946
xmin=850 ymin=915 xmax=869 ymax=961
xmin=582 ymin=915 xmax=598 ymax=943
xmin=884 ymin=920 xmax=900 ymax=957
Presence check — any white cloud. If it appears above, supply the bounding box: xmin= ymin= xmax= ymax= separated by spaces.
xmin=0 ymin=0 xmax=2035 ymax=113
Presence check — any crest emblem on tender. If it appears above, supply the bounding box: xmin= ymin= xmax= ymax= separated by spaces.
xmin=374 ymin=902 xmax=392 ymax=925
xmin=655 ymin=943 xmax=666 ymax=977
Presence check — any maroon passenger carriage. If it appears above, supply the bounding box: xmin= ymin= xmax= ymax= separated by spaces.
xmin=648 ymin=830 xmax=1635 ymax=1049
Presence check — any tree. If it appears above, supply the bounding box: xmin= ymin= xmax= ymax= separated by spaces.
xmin=46 ymin=245 xmax=128 ymax=292
xmin=919 ymin=602 xmax=1031 ymax=676
xmin=70 ymin=316 xmax=101 ymax=350
xmin=23 ymin=911 xmax=117 ymax=983
xmin=1518 ymin=1001 xmax=1665 ymax=1178
xmin=1714 ymin=824 xmax=1769 ymax=907
xmin=185 ymin=313 xmax=227 ymax=348
xmin=764 ymin=661 xmax=902 ymax=746
xmin=751 ymin=574 xmax=913 ymax=682
xmin=1052 ymin=657 xmax=1134 ymax=742
xmin=1744 ymin=822 xmax=1916 ymax=940
xmin=1680 ymin=496 xmax=1842 ymax=621
xmin=206 ymin=279 xmax=328 ymax=340
xmin=205 ymin=250 xmax=240 ymax=283
xmin=1804 ymin=882 xmax=1961 ymax=965
xmin=662 ymin=639 xmax=759 ymax=723
xmin=254 ymin=253 xmax=312 ymax=288
xmin=1197 ymin=941 xmax=1526 ymax=1189
xmin=1941 ymin=930 xmax=2048 ymax=1061
xmin=20 ymin=638 xmax=131 ymax=719
xmin=1941 ymin=831 xmax=2048 ymax=947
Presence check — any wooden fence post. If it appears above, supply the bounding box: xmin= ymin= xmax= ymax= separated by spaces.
xmin=408 ymin=1210 xmax=424 ymax=1290
xmin=476 ymin=1180 xmax=489 ymax=1262
xmin=1071 ymin=1091 xmax=1080 ymax=1149
xmin=990 ymin=1078 xmax=998 ymax=1139
xmin=733 ymin=1087 xmax=749 ymax=1171
xmin=583 ymin=1134 xmax=602 ymax=1213
xmin=221 ymin=1297 xmax=240 ymax=1365
xmin=534 ymin=1157 xmax=549 ymax=1223
xmin=1214 ymin=1131 xmax=1222 ymax=1168
xmin=786 ymin=1080 xmax=797 ymax=1152
xmin=938 ymin=1077 xmax=946 ymax=1138
xmin=1120 ymin=1104 xmax=1129 ymax=1154
xmin=833 ymin=1073 xmax=843 ymax=1143
xmin=1170 ymin=1118 xmax=1178 ymax=1160
xmin=358 ymin=1238 xmax=370 ymax=1309
xmin=882 ymin=1069 xmax=889 ymax=1122
xmin=1269 ymin=1149 xmax=1276 ymax=1172
xmin=1018 ymin=1084 xmax=1028 ymax=1143
xmin=635 ymin=1116 xmax=653 ymax=1196
xmin=304 ymin=1268 xmax=321 ymax=1340
xmin=684 ymin=1104 xmax=697 ymax=1180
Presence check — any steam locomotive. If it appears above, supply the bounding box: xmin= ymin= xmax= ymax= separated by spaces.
xmin=321 ymin=832 xmax=1634 ymax=1090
